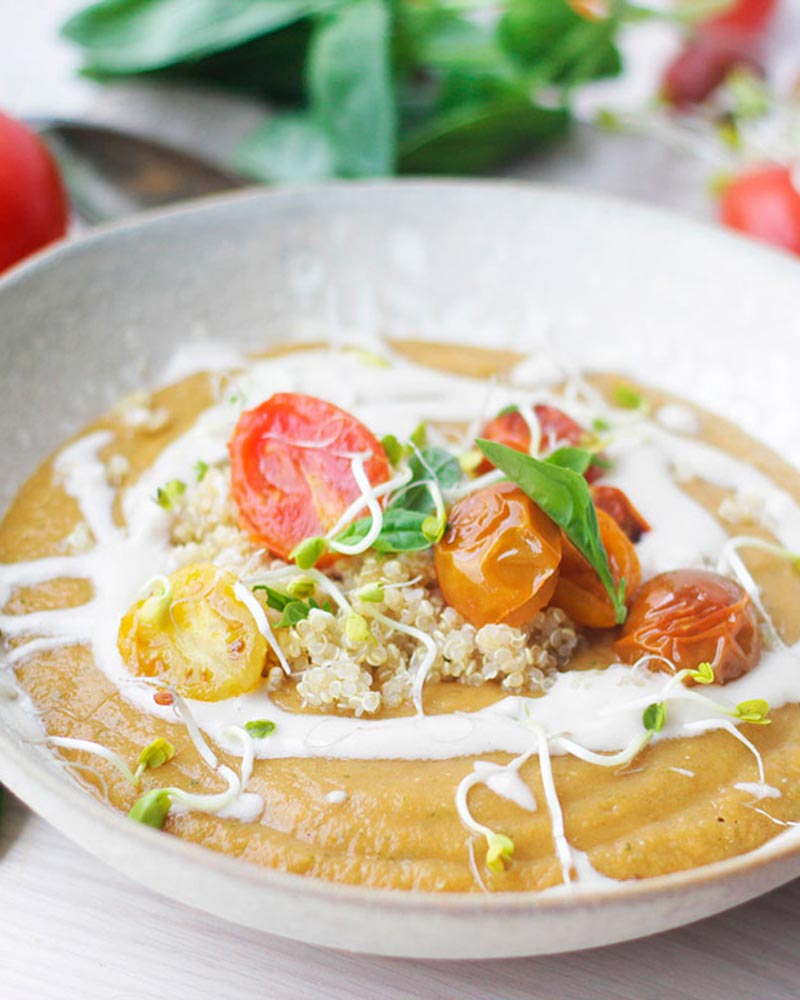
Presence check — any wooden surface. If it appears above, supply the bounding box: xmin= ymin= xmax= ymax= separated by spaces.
xmin=2 ymin=790 xmax=798 ymax=999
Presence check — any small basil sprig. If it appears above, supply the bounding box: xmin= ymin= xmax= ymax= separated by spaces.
xmin=254 ymin=584 xmax=333 ymax=627
xmin=476 ymin=438 xmax=627 ymax=624
xmin=337 ymin=445 xmax=461 ymax=553
xmin=392 ymin=446 xmax=462 ymax=513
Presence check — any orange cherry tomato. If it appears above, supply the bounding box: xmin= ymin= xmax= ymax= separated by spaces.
xmin=591 ymin=485 xmax=650 ymax=543
xmin=229 ymin=393 xmax=390 ymax=562
xmin=614 ymin=569 xmax=761 ymax=684
xmin=434 ymin=482 xmax=562 ymax=629
xmin=477 ymin=404 xmax=601 ymax=481
xmin=551 ymin=508 xmax=640 ymax=628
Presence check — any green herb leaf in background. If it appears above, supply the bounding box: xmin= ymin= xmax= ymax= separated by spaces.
xmin=62 ymin=0 xmax=327 ymax=74
xmin=235 ymin=112 xmax=335 ymax=182
xmin=308 ymin=0 xmax=396 ymax=177
xmin=61 ymin=0 xmax=651 ymax=181
xmin=476 ymin=437 xmax=627 ymax=623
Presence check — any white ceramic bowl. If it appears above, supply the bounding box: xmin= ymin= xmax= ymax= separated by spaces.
xmin=2 ymin=181 xmax=800 ymax=958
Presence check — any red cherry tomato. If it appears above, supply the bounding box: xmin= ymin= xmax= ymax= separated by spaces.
xmin=719 ymin=165 xmax=800 ymax=256
xmin=551 ymin=508 xmax=640 ymax=629
xmin=614 ymin=569 xmax=761 ymax=683
xmin=591 ymin=485 xmax=650 ymax=543
xmin=229 ymin=393 xmax=390 ymax=562
xmin=434 ymin=482 xmax=562 ymax=628
xmin=661 ymin=35 xmax=759 ymax=108
xmin=477 ymin=404 xmax=601 ymax=481
xmin=705 ymin=0 xmax=777 ymax=36
xmin=0 ymin=111 xmax=68 ymax=274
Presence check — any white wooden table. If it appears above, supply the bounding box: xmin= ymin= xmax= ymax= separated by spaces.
xmin=2 ymin=3 xmax=800 ymax=996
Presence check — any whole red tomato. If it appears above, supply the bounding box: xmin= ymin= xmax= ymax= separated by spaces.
xmin=0 ymin=111 xmax=69 ymax=274
xmin=719 ymin=165 xmax=800 ymax=256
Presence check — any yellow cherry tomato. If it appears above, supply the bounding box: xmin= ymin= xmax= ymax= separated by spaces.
xmin=118 ymin=563 xmax=267 ymax=701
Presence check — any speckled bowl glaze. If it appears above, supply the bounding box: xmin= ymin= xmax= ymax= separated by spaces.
xmin=1 ymin=182 xmax=800 ymax=958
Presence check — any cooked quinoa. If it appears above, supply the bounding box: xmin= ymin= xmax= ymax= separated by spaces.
xmin=157 ymin=461 xmax=580 ymax=715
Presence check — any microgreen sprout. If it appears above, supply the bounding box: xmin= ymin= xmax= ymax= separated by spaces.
xmin=380 ymin=433 xmax=405 ymax=467
xmin=342 ymin=346 xmax=391 ymax=368
xmin=128 ymin=788 xmax=172 ymax=829
xmin=344 ymin=612 xmax=374 ymax=645
xmin=155 ymin=479 xmax=186 ymax=509
xmin=244 ymin=719 xmax=276 ymax=739
xmin=485 ymin=832 xmax=515 ymax=874
xmin=422 ymin=512 xmax=446 ymax=544
xmin=286 ymin=576 xmax=316 ymax=600
xmin=496 ymin=404 xmax=519 ymax=417
xmin=643 ymin=702 xmax=667 ymax=734
xmin=458 ymin=448 xmax=483 ymax=475
xmin=134 ymin=738 xmax=175 ymax=781
xmin=355 ymin=582 xmax=385 ymax=603
xmin=592 ymin=417 xmax=611 ymax=432
xmin=409 ymin=422 xmax=427 ymax=449
xmin=137 ymin=575 xmax=172 ymax=626
xmin=290 ymin=535 xmax=328 ymax=569
xmin=613 ymin=385 xmax=646 ymax=411
xmin=733 ymin=699 xmax=771 ymax=725
xmin=194 ymin=459 xmax=209 ymax=482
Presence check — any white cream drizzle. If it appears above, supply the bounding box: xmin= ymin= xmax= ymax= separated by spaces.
xmin=3 ymin=345 xmax=800 ymax=882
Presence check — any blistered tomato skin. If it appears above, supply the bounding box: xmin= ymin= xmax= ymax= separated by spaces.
xmin=614 ymin=569 xmax=761 ymax=684
xmin=434 ymin=482 xmax=562 ymax=629
xmin=229 ymin=393 xmax=390 ymax=563
xmin=552 ymin=509 xmax=640 ymax=629
xmin=118 ymin=563 xmax=267 ymax=701
xmin=591 ymin=485 xmax=650 ymax=543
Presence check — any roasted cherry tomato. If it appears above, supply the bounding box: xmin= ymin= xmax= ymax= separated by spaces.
xmin=118 ymin=563 xmax=267 ymax=701
xmin=614 ymin=569 xmax=761 ymax=683
xmin=434 ymin=482 xmax=562 ymax=629
xmin=551 ymin=508 xmax=640 ymax=628
xmin=229 ymin=393 xmax=390 ymax=562
xmin=719 ymin=165 xmax=800 ymax=256
xmin=0 ymin=111 xmax=69 ymax=274
xmin=591 ymin=485 xmax=650 ymax=543
xmin=477 ymin=404 xmax=601 ymax=481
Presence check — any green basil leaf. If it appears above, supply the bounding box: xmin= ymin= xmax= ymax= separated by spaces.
xmin=393 ymin=446 xmax=462 ymax=514
xmin=308 ymin=0 xmax=396 ymax=177
xmin=62 ymin=0 xmax=326 ymax=75
xmin=399 ymin=97 xmax=568 ymax=175
xmin=253 ymin=585 xmax=292 ymax=612
xmin=338 ymin=507 xmax=431 ymax=553
xmin=476 ymin=438 xmax=626 ymax=623
xmin=235 ymin=112 xmax=336 ymax=183
xmin=545 ymin=447 xmax=592 ymax=475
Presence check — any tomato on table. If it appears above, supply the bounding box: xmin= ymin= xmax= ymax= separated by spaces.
xmin=719 ymin=166 xmax=800 ymax=256
xmin=434 ymin=482 xmax=562 ymax=629
xmin=229 ymin=393 xmax=390 ymax=562
xmin=551 ymin=508 xmax=640 ymax=628
xmin=614 ymin=569 xmax=761 ymax=683
xmin=476 ymin=404 xmax=601 ymax=481
xmin=0 ymin=111 xmax=68 ymax=274
xmin=591 ymin=485 xmax=650 ymax=543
